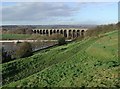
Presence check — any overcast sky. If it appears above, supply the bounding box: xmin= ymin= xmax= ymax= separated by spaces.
xmin=1 ymin=2 xmax=118 ymax=25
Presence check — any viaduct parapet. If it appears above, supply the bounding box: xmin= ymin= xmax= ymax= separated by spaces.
xmin=32 ymin=28 xmax=88 ymax=38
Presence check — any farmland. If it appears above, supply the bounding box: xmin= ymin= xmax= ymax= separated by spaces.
xmin=1 ymin=34 xmax=31 ymax=40
xmin=2 ymin=30 xmax=119 ymax=88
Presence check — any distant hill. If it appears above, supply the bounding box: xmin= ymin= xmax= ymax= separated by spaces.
xmin=1 ymin=24 xmax=96 ymax=30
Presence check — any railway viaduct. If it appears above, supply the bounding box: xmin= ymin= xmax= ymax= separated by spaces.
xmin=32 ymin=28 xmax=88 ymax=38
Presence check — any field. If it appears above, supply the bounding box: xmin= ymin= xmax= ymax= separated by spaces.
xmin=1 ymin=34 xmax=31 ymax=40
xmin=1 ymin=33 xmax=62 ymax=40
xmin=2 ymin=30 xmax=119 ymax=88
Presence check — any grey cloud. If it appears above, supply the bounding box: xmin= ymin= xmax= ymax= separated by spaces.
xmin=2 ymin=2 xmax=80 ymax=23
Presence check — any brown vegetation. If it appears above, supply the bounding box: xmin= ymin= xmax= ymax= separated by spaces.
xmin=85 ymin=23 xmax=118 ymax=37
xmin=15 ymin=42 xmax=32 ymax=58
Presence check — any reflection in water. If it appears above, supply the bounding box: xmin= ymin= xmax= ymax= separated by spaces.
xmin=2 ymin=42 xmax=17 ymax=52
xmin=1 ymin=41 xmax=57 ymax=53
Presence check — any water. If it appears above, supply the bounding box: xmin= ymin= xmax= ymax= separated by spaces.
xmin=1 ymin=42 xmax=57 ymax=52
xmin=1 ymin=42 xmax=17 ymax=52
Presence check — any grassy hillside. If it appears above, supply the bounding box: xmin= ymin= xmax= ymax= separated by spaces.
xmin=2 ymin=30 xmax=119 ymax=88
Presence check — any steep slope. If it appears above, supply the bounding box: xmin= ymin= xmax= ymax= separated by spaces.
xmin=2 ymin=35 xmax=98 ymax=85
xmin=2 ymin=30 xmax=119 ymax=87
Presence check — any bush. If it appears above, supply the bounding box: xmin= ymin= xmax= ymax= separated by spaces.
xmin=15 ymin=42 xmax=32 ymax=58
xmin=1 ymin=47 xmax=12 ymax=63
xmin=58 ymin=37 xmax=66 ymax=45
xmin=86 ymin=24 xmax=117 ymax=37
xmin=49 ymin=34 xmax=63 ymax=40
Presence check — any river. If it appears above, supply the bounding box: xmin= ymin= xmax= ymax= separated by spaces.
xmin=1 ymin=41 xmax=58 ymax=53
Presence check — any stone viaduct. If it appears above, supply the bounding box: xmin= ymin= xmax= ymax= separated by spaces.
xmin=32 ymin=28 xmax=88 ymax=38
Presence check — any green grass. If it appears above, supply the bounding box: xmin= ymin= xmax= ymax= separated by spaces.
xmin=86 ymin=31 xmax=118 ymax=59
xmin=2 ymin=30 xmax=119 ymax=87
xmin=1 ymin=34 xmax=31 ymax=40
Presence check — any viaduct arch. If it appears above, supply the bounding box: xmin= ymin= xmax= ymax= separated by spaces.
xmin=32 ymin=28 xmax=87 ymax=38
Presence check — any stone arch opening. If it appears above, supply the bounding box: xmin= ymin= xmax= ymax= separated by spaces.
xmin=81 ymin=30 xmax=85 ymax=36
xmin=33 ymin=30 xmax=36 ymax=33
xmin=46 ymin=30 xmax=49 ymax=35
xmin=50 ymin=30 xmax=52 ymax=35
xmin=57 ymin=30 xmax=59 ymax=34
xmin=60 ymin=30 xmax=63 ymax=34
xmin=43 ymin=30 xmax=46 ymax=34
xmin=37 ymin=30 xmax=39 ymax=34
xmin=53 ymin=30 xmax=56 ymax=34
xmin=64 ymin=30 xmax=67 ymax=37
xmin=73 ymin=30 xmax=76 ymax=38
xmin=68 ymin=30 xmax=72 ymax=37
xmin=40 ymin=30 xmax=42 ymax=34
xmin=77 ymin=30 xmax=80 ymax=37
